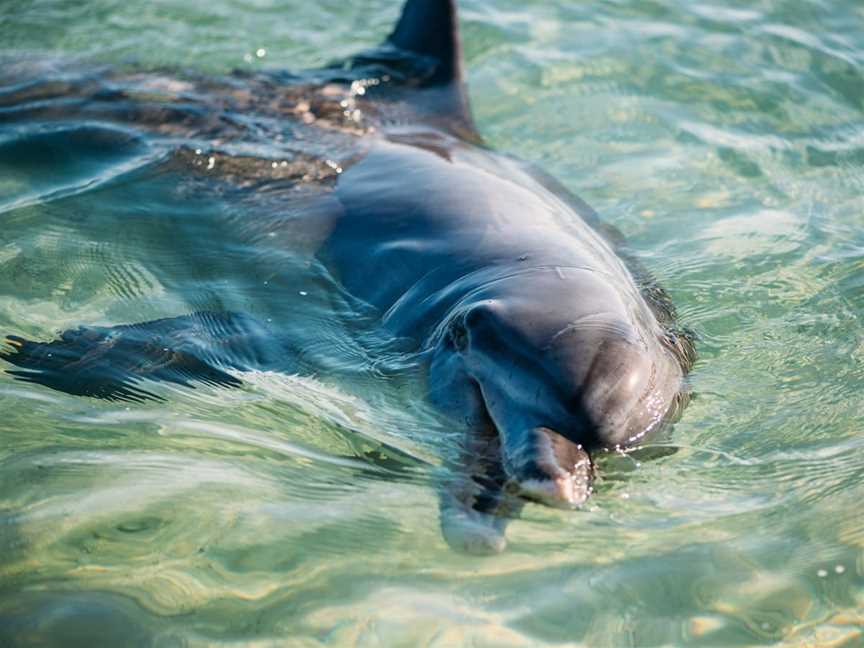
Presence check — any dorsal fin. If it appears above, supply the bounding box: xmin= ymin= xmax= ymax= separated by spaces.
xmin=332 ymin=0 xmax=478 ymax=139
xmin=387 ymin=0 xmax=462 ymax=87
xmin=384 ymin=0 xmax=477 ymax=139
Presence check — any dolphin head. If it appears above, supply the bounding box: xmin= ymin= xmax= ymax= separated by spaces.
xmin=429 ymin=266 xmax=688 ymax=508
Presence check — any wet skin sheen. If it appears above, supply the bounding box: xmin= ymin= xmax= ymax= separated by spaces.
xmin=322 ymin=129 xmax=691 ymax=551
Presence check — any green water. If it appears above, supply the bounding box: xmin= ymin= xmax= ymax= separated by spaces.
xmin=1 ymin=0 xmax=863 ymax=645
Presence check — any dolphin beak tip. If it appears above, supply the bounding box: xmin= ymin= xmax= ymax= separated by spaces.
xmin=507 ymin=474 xmax=592 ymax=509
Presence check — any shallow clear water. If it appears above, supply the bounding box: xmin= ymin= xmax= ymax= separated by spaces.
xmin=1 ymin=0 xmax=863 ymax=645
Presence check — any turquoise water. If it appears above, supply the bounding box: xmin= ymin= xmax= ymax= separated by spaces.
xmin=1 ymin=0 xmax=864 ymax=645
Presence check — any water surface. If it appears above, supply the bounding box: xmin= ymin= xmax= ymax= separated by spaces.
xmin=1 ymin=0 xmax=863 ymax=645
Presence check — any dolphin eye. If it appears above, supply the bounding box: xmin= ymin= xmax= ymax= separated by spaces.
xmin=448 ymin=318 xmax=468 ymax=351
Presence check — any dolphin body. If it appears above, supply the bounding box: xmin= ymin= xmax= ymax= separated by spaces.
xmin=1 ymin=0 xmax=695 ymax=553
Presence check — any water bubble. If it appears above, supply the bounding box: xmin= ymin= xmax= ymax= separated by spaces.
xmin=299 ymin=291 xmax=308 ymax=296
xmin=834 ymin=565 xmax=845 ymax=574
xmin=817 ymin=569 xmax=828 ymax=578
xmin=256 ymin=48 xmax=266 ymax=58
xmin=243 ymin=53 xmax=253 ymax=63
xmin=206 ymin=156 xmax=215 ymax=170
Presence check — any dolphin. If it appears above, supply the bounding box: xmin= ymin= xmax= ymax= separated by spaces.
xmin=1 ymin=0 xmax=695 ymax=553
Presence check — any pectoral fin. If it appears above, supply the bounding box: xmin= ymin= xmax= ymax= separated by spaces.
xmin=2 ymin=311 xmax=280 ymax=402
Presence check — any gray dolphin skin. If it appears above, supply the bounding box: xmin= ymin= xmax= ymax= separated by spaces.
xmin=2 ymin=0 xmax=695 ymax=553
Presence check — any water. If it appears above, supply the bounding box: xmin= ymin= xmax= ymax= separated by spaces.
xmin=1 ymin=0 xmax=863 ymax=645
